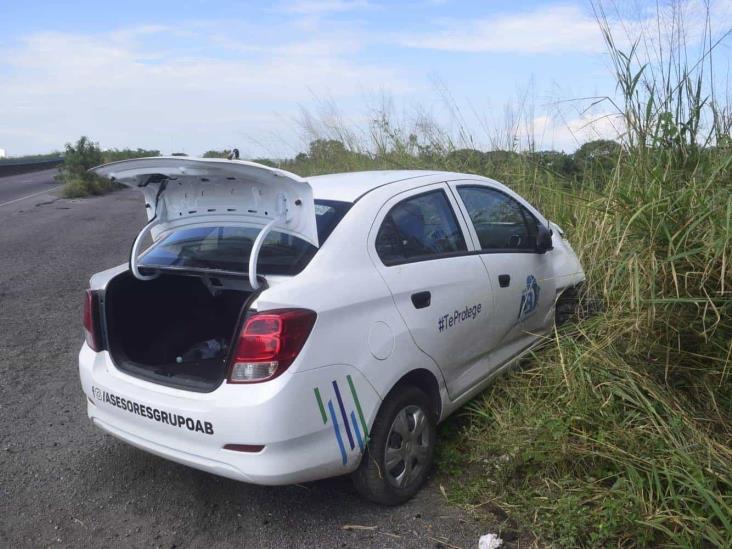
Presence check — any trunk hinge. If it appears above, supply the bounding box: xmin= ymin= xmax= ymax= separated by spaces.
xmin=248 ymin=193 xmax=290 ymax=290
xmin=130 ymin=218 xmax=160 ymax=281
xmin=130 ymin=183 xmax=167 ymax=281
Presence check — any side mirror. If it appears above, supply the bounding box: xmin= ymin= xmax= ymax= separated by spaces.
xmin=536 ymin=224 xmax=553 ymax=254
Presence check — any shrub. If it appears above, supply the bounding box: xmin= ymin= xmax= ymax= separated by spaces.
xmin=59 ymin=176 xmax=114 ymax=198
xmin=57 ymin=138 xmax=161 ymax=198
xmin=57 ymin=136 xmax=112 ymax=198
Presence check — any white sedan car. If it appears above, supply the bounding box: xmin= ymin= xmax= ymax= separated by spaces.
xmin=78 ymin=157 xmax=584 ymax=505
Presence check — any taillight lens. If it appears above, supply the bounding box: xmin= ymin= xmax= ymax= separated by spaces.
xmin=228 ymin=309 xmax=316 ymax=383
xmin=83 ymin=289 xmax=100 ymax=351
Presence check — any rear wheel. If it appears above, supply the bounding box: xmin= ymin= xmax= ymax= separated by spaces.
xmin=352 ymin=385 xmax=436 ymax=505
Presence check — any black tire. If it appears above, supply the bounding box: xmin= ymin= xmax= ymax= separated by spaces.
xmin=352 ymin=385 xmax=436 ymax=505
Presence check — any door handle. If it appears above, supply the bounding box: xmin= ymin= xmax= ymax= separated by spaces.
xmin=498 ymin=274 xmax=511 ymax=288
xmin=411 ymin=291 xmax=431 ymax=309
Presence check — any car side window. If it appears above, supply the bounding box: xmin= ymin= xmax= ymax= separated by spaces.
xmin=376 ymin=190 xmax=467 ymax=264
xmin=457 ymin=186 xmax=537 ymax=251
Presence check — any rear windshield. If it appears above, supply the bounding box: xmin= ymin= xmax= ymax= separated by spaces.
xmin=139 ymin=199 xmax=350 ymax=275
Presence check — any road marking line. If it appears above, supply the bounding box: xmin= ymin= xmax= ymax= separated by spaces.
xmin=0 ymin=185 xmax=62 ymax=208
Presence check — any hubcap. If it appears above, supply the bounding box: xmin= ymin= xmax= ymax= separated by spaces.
xmin=384 ymin=405 xmax=430 ymax=489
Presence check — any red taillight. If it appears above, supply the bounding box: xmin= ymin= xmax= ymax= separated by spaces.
xmin=228 ymin=309 xmax=316 ymax=383
xmin=83 ymin=289 xmax=100 ymax=351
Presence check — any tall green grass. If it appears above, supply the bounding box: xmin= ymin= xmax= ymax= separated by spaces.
xmin=267 ymin=129 xmax=729 ymax=545
xmin=265 ymin=4 xmax=731 ymax=544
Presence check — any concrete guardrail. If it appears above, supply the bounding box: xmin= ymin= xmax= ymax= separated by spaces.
xmin=0 ymin=158 xmax=64 ymax=177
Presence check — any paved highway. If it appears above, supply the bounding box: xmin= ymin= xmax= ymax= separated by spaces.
xmin=0 ymin=168 xmax=61 ymax=208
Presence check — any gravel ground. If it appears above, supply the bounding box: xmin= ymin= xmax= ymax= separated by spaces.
xmin=0 ymin=186 xmax=504 ymax=548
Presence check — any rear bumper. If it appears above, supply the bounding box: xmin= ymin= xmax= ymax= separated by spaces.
xmin=79 ymin=344 xmax=380 ymax=485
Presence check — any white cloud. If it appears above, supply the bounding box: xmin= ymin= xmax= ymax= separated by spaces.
xmin=401 ymin=5 xmax=603 ymax=54
xmin=532 ymin=111 xmax=622 ymax=151
xmin=0 ymin=24 xmax=410 ymax=156
xmin=278 ymin=0 xmax=372 ymax=15
xmin=400 ymin=1 xmax=732 ymax=55
xmin=3 ymin=1 xmax=728 ymax=157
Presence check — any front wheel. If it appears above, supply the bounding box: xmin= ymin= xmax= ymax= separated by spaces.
xmin=352 ymin=385 xmax=436 ymax=505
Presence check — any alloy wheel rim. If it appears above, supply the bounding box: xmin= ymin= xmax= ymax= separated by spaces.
xmin=384 ymin=404 xmax=430 ymax=489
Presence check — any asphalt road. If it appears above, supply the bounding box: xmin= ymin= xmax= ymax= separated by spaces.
xmin=0 ymin=169 xmax=61 ymax=207
xmin=0 ymin=182 xmax=505 ymax=548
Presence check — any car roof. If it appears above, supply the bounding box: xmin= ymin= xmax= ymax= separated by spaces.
xmin=307 ymin=170 xmax=478 ymax=203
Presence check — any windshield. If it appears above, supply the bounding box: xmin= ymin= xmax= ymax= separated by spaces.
xmin=139 ymin=199 xmax=350 ymax=275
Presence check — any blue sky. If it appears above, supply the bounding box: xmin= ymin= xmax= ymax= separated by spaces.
xmin=1 ymin=1 xmax=731 ymax=157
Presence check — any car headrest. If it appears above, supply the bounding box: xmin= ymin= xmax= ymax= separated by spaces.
xmin=393 ymin=203 xmax=425 ymax=240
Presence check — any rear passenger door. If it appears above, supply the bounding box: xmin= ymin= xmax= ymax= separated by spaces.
xmin=369 ymin=184 xmax=498 ymax=398
xmin=450 ymin=184 xmax=556 ymax=355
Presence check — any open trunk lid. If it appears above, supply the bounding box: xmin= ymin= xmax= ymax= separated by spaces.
xmin=91 ymin=157 xmax=318 ymax=246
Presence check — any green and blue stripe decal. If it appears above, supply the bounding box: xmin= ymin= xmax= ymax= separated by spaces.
xmin=332 ymin=380 xmax=355 ymax=450
xmin=313 ymin=387 xmax=327 ymax=424
xmin=347 ymin=374 xmax=369 ymax=439
xmin=327 ymin=400 xmax=347 ymax=465
xmin=351 ymin=411 xmax=364 ymax=451
xmin=313 ymin=375 xmax=369 ymax=466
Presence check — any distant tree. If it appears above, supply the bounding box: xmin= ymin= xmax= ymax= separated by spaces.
xmin=202 ymin=150 xmax=231 ymax=159
xmin=103 ymin=148 xmax=160 ymax=163
xmin=572 ymin=139 xmax=621 ymax=187
xmin=574 ymin=140 xmax=621 ymax=173
xmin=0 ymin=151 xmax=62 ymax=164
xmin=251 ymin=158 xmax=277 ymax=167
xmin=532 ymin=150 xmax=579 ymax=179
xmin=445 ymin=149 xmax=487 ymax=173
xmin=482 ymin=150 xmax=522 ymax=170
xmin=307 ymin=139 xmax=349 ymax=161
xmin=171 ymin=152 xmax=188 ymax=157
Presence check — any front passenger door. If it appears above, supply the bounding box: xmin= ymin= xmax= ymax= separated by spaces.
xmin=369 ymin=184 xmax=497 ymax=399
xmin=452 ymin=184 xmax=556 ymax=355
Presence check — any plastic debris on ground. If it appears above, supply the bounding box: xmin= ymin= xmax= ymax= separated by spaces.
xmin=478 ymin=533 xmax=503 ymax=549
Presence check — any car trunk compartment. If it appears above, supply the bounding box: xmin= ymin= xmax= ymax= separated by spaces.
xmin=104 ymin=272 xmax=254 ymax=392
